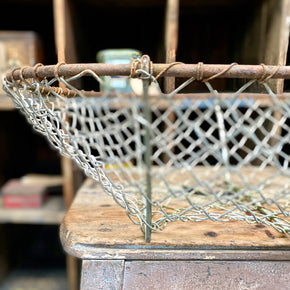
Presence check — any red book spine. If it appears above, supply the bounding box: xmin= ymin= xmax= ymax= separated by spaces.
xmin=3 ymin=194 xmax=44 ymax=208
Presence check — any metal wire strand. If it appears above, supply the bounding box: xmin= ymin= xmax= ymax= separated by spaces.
xmin=2 ymin=62 xmax=290 ymax=236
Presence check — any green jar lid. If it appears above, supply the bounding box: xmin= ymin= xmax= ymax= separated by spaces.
xmin=97 ymin=49 xmax=142 ymax=63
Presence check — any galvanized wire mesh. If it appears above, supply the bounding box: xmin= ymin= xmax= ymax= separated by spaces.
xmin=3 ymin=62 xmax=290 ymax=238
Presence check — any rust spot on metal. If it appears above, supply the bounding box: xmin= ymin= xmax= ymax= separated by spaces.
xmin=205 ymin=231 xmax=217 ymax=237
xmin=265 ymin=230 xmax=275 ymax=239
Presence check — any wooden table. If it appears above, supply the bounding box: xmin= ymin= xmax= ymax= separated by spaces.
xmin=60 ymin=179 xmax=290 ymax=289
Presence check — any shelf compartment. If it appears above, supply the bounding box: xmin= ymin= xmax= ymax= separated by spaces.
xmin=0 ymin=269 xmax=68 ymax=290
xmin=0 ymin=196 xmax=65 ymax=225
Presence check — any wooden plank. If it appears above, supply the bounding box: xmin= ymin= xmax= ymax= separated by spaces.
xmin=81 ymin=260 xmax=124 ymax=290
xmin=53 ymin=2 xmax=82 ymax=289
xmin=60 ymin=178 xmax=290 ymax=260
xmin=239 ymin=0 xmax=290 ymax=163
xmin=238 ymin=0 xmax=290 ymax=93
xmin=53 ymin=0 xmax=79 ymax=210
xmin=265 ymin=0 xmax=290 ymax=148
xmin=164 ymin=0 xmax=179 ymax=93
xmin=123 ymin=260 xmax=290 ymax=289
xmin=20 ymin=174 xmax=63 ymax=187
xmin=53 ymin=0 xmax=77 ymax=65
xmin=0 ymin=196 xmax=65 ymax=224
xmin=263 ymin=0 xmax=290 ymax=93
xmin=238 ymin=1 xmax=266 ymax=65
xmin=164 ymin=0 xmax=179 ymax=163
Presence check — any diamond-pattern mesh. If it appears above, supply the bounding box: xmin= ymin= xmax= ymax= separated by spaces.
xmin=3 ymin=68 xmax=290 ymax=235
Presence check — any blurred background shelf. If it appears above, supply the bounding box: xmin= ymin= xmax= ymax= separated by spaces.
xmin=0 ymin=196 xmax=65 ymax=225
xmin=0 ymin=222 xmax=69 ymax=290
xmin=0 ymin=269 xmax=69 ymax=290
xmin=0 ymin=0 xmax=80 ymax=289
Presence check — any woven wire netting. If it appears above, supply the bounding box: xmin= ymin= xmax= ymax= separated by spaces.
xmin=3 ymin=65 xmax=290 ymax=235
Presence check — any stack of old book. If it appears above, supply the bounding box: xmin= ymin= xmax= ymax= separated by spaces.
xmin=0 ymin=174 xmax=63 ymax=208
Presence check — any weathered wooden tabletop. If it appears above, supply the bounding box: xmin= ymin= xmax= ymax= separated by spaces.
xmin=60 ymin=178 xmax=290 ymax=260
xmin=60 ymin=178 xmax=290 ymax=289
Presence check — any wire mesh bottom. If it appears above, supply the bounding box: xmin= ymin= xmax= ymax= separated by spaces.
xmin=2 ymin=61 xmax=290 ymax=238
xmin=104 ymin=165 xmax=290 ymax=233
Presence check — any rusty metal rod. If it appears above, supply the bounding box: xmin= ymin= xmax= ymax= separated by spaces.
xmin=6 ymin=63 xmax=290 ymax=82
xmin=141 ymin=55 xmax=153 ymax=243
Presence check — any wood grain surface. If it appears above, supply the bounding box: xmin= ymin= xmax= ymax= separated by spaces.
xmin=60 ymin=178 xmax=290 ymax=260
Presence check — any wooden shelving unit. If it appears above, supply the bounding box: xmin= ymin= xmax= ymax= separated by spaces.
xmin=1 ymin=0 xmax=290 ymax=289
xmin=0 ymin=0 xmax=78 ymax=289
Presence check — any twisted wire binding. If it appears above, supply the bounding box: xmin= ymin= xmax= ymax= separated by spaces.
xmin=2 ymin=60 xmax=290 ymax=235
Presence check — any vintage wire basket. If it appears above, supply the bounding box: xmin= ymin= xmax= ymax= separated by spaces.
xmin=3 ymin=55 xmax=290 ymax=242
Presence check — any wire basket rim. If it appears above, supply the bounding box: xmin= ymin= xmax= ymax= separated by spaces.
xmin=5 ymin=61 xmax=290 ymax=83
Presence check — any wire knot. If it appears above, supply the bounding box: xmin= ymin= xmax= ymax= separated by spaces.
xmin=258 ymin=63 xmax=280 ymax=83
xmin=33 ymin=63 xmax=44 ymax=80
xmin=54 ymin=62 xmax=66 ymax=79
xmin=130 ymin=58 xmax=141 ymax=78
xmin=130 ymin=55 xmax=153 ymax=80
